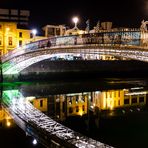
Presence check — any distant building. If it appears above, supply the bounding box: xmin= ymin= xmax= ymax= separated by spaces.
xmin=0 ymin=8 xmax=30 ymax=25
xmin=42 ymin=25 xmax=66 ymax=37
xmin=101 ymin=22 xmax=112 ymax=30
xmin=0 ymin=22 xmax=31 ymax=55
xmin=32 ymin=98 xmax=48 ymax=112
xmin=0 ymin=8 xmax=48 ymax=55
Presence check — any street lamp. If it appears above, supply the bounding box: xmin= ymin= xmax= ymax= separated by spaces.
xmin=72 ymin=17 xmax=79 ymax=28
xmin=32 ymin=29 xmax=37 ymax=41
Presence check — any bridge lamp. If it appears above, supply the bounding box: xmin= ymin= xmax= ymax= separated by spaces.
xmin=32 ymin=29 xmax=37 ymax=41
xmin=72 ymin=17 xmax=79 ymax=28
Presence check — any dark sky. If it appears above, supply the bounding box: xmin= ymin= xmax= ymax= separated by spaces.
xmin=1 ymin=0 xmax=148 ymax=32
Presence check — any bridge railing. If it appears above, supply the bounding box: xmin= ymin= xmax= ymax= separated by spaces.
xmin=2 ymin=30 xmax=145 ymax=62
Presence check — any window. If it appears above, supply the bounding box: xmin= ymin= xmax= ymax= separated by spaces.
xmin=82 ymin=105 xmax=85 ymax=111
xmin=19 ymin=32 xmax=22 ymax=38
xmin=76 ymin=96 xmax=79 ymax=102
xmin=118 ymin=91 xmax=120 ymax=97
xmin=69 ymin=107 xmax=73 ymax=114
xmin=8 ymin=37 xmax=12 ymax=46
xmin=40 ymin=100 xmax=43 ymax=107
xmin=76 ymin=106 xmax=79 ymax=112
xmin=118 ymin=100 xmax=120 ymax=105
xmin=0 ymin=36 xmax=2 ymax=45
xmin=124 ymin=99 xmax=129 ymax=104
xmin=132 ymin=98 xmax=137 ymax=104
xmin=19 ymin=40 xmax=22 ymax=46
xmin=139 ymin=97 xmax=144 ymax=103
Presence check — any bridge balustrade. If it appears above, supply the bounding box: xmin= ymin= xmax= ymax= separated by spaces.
xmin=2 ymin=30 xmax=146 ymax=62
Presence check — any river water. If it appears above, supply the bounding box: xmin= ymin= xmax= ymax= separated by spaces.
xmin=1 ymin=77 xmax=148 ymax=148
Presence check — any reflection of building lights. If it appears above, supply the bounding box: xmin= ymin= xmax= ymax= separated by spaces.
xmin=79 ymin=110 xmax=83 ymax=116
xmin=6 ymin=121 xmax=11 ymax=127
xmin=130 ymin=109 xmax=133 ymax=112
xmin=122 ymin=110 xmax=125 ymax=114
xmin=26 ymin=96 xmax=36 ymax=101
xmin=90 ymin=105 xmax=94 ymax=109
xmin=32 ymin=139 xmax=37 ymax=145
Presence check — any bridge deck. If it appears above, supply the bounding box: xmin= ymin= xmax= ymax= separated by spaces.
xmin=2 ymin=91 xmax=113 ymax=148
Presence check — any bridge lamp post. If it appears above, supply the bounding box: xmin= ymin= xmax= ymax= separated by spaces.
xmin=32 ymin=29 xmax=37 ymax=42
xmin=72 ymin=17 xmax=79 ymax=28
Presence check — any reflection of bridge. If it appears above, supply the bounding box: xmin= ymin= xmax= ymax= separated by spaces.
xmin=2 ymin=89 xmax=112 ymax=148
xmin=1 ymin=31 xmax=148 ymax=75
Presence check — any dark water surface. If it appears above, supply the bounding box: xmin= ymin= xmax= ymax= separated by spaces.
xmin=1 ymin=77 xmax=148 ymax=148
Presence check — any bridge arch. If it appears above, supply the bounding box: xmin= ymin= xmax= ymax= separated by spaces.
xmin=2 ymin=31 xmax=148 ymax=75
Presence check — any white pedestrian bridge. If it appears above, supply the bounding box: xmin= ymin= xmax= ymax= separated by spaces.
xmin=1 ymin=31 xmax=148 ymax=75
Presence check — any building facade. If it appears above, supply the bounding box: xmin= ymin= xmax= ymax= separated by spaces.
xmin=0 ymin=8 xmax=30 ymax=25
xmin=43 ymin=25 xmax=66 ymax=37
xmin=0 ymin=22 xmax=31 ymax=55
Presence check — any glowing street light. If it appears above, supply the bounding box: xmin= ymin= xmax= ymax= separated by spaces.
xmin=32 ymin=29 xmax=37 ymax=36
xmin=32 ymin=29 xmax=37 ymax=41
xmin=72 ymin=17 xmax=79 ymax=28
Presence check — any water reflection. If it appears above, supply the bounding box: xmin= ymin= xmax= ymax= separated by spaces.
xmin=29 ymin=87 xmax=148 ymax=121
xmin=1 ymin=78 xmax=148 ymax=148
xmin=0 ymin=105 xmax=15 ymax=128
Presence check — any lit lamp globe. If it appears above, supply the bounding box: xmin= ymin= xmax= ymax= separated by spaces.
xmin=72 ymin=17 xmax=79 ymax=28
xmin=32 ymin=29 xmax=37 ymax=36
xmin=32 ymin=29 xmax=37 ymax=41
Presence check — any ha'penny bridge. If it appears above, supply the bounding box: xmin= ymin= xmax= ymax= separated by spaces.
xmin=1 ymin=28 xmax=148 ymax=75
xmin=2 ymin=89 xmax=112 ymax=148
xmin=1 ymin=27 xmax=148 ymax=147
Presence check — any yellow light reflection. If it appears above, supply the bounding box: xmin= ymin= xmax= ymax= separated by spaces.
xmin=6 ymin=120 xmax=11 ymax=127
xmin=79 ymin=110 xmax=83 ymax=116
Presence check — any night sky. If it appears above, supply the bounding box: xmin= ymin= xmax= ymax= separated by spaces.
xmin=1 ymin=0 xmax=148 ymax=33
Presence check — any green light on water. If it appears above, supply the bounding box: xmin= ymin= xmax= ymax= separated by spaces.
xmin=2 ymin=90 xmax=20 ymax=105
